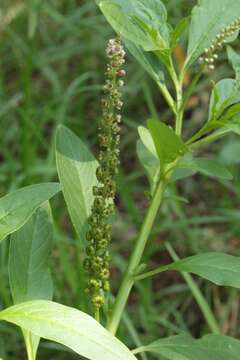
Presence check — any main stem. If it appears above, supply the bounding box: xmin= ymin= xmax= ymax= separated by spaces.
xmin=107 ymin=180 xmax=165 ymax=334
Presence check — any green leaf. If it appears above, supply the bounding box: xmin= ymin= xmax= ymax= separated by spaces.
xmin=194 ymin=158 xmax=232 ymax=179
xmin=167 ymin=252 xmax=240 ymax=288
xmin=99 ymin=1 xmax=151 ymax=50
xmin=220 ymin=140 xmax=240 ymax=164
xmin=209 ymin=79 xmax=240 ymax=121
xmin=0 ymin=300 xmax=137 ymax=360
xmin=170 ymin=17 xmax=189 ymax=48
xmin=147 ymin=118 xmax=188 ymax=169
xmin=222 ymin=117 xmax=240 ymax=135
xmin=9 ymin=202 xmax=54 ymax=359
xmin=171 ymin=154 xmax=197 ymax=182
xmin=0 ymin=183 xmax=60 ymax=243
xmin=134 ymin=333 xmax=240 ymax=360
xmin=136 ymin=126 xmax=160 ymax=191
xmin=227 ymin=46 xmax=240 ymax=81
xmin=177 ymin=157 xmax=233 ymax=180
xmin=186 ymin=0 xmax=240 ymax=67
xmin=9 ymin=203 xmax=53 ymax=303
xmin=125 ymin=40 xmax=165 ymax=83
xmin=56 ymin=125 xmax=98 ymax=243
xmin=99 ymin=0 xmax=170 ymax=51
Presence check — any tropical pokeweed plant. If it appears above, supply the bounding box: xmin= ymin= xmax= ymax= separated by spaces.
xmin=1 ymin=0 xmax=240 ymax=359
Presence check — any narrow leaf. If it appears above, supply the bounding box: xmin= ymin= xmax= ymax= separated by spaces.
xmin=134 ymin=333 xmax=240 ymax=360
xmin=0 ymin=183 xmax=60 ymax=243
xmin=170 ymin=17 xmax=189 ymax=48
xmin=167 ymin=252 xmax=240 ymax=288
xmin=0 ymin=300 xmax=137 ymax=360
xmin=178 ymin=157 xmax=233 ymax=180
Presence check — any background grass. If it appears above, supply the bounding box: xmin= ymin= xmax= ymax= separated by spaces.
xmin=0 ymin=0 xmax=239 ymax=359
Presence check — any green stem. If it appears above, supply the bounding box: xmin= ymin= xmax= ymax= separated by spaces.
xmin=135 ymin=265 xmax=168 ymax=281
xmin=169 ymin=59 xmax=183 ymax=136
xmin=157 ymin=82 xmax=177 ymax=115
xmin=24 ymin=333 xmax=36 ymax=360
xmin=181 ymin=65 xmax=205 ymax=111
xmin=107 ymin=180 xmax=165 ymax=335
xmin=189 ymin=130 xmax=227 ymax=150
xmin=166 ymin=243 xmax=221 ymax=335
xmin=95 ymin=307 xmax=100 ymax=322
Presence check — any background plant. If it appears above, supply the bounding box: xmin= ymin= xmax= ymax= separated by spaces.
xmin=0 ymin=0 xmax=240 ymax=359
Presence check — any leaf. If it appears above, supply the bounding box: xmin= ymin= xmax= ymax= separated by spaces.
xmin=223 ymin=116 xmax=240 ymax=135
xmin=99 ymin=1 xmax=151 ymax=50
xmin=125 ymin=40 xmax=165 ymax=83
xmin=0 ymin=300 xmax=137 ymax=360
xmin=9 ymin=202 xmax=54 ymax=359
xmin=0 ymin=183 xmax=60 ymax=243
xmin=136 ymin=126 xmax=160 ymax=191
xmin=220 ymin=140 xmax=240 ymax=164
xmin=166 ymin=252 xmax=240 ymax=288
xmin=209 ymin=79 xmax=240 ymax=121
xmin=9 ymin=203 xmax=54 ymax=303
xmin=134 ymin=333 xmax=240 ymax=360
xmin=56 ymin=125 xmax=98 ymax=243
xmin=147 ymin=118 xmax=188 ymax=169
xmin=177 ymin=157 xmax=233 ymax=180
xmin=99 ymin=0 xmax=170 ymax=51
xmin=186 ymin=0 xmax=240 ymax=67
xmin=170 ymin=17 xmax=189 ymax=48
xmin=227 ymin=46 xmax=240 ymax=81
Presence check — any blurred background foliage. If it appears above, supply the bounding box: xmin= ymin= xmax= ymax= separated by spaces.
xmin=0 ymin=0 xmax=239 ymax=359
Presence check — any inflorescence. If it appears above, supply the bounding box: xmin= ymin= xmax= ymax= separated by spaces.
xmin=84 ymin=38 xmax=126 ymax=310
xmin=199 ymin=17 xmax=240 ymax=70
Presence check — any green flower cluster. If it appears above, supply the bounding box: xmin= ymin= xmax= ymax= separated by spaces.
xmin=200 ymin=17 xmax=240 ymax=70
xmin=84 ymin=38 xmax=126 ymax=310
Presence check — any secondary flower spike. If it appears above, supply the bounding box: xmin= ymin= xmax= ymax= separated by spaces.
xmin=199 ymin=17 xmax=240 ymax=69
xmin=84 ymin=38 xmax=126 ymax=310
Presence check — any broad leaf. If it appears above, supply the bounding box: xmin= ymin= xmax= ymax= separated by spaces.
xmin=9 ymin=203 xmax=54 ymax=359
xmin=177 ymin=157 xmax=233 ymax=180
xmin=186 ymin=0 xmax=240 ymax=67
xmin=167 ymin=252 xmax=240 ymax=288
xmin=147 ymin=118 xmax=188 ymax=169
xmin=134 ymin=333 xmax=240 ymax=360
xmin=99 ymin=0 xmax=170 ymax=51
xmin=0 ymin=300 xmax=137 ymax=360
xmin=56 ymin=125 xmax=98 ymax=243
xmin=99 ymin=0 xmax=172 ymax=82
xmin=0 ymin=183 xmax=60 ymax=243
xmin=125 ymin=40 xmax=165 ymax=83
xmin=9 ymin=203 xmax=53 ymax=303
xmin=99 ymin=1 xmax=151 ymax=50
